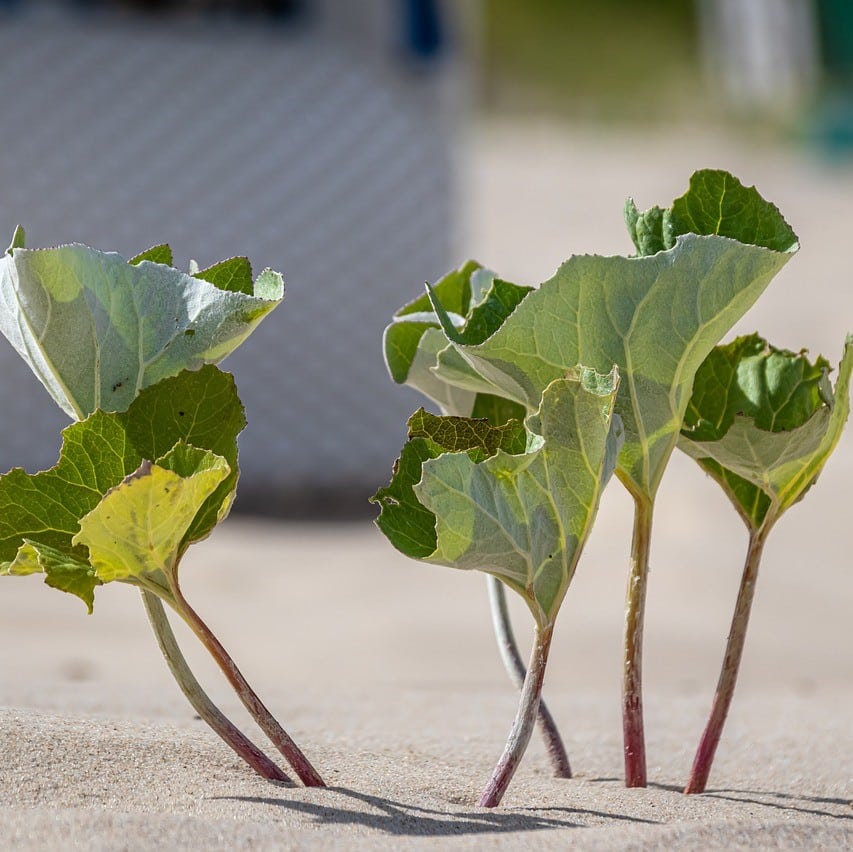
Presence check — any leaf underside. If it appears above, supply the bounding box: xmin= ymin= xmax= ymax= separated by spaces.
xmin=374 ymin=367 xmax=623 ymax=627
xmin=0 ymin=240 xmax=283 ymax=419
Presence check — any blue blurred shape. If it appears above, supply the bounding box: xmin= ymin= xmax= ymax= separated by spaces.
xmin=404 ymin=0 xmax=443 ymax=59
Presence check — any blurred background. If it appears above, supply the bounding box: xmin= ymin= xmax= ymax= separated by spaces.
xmin=0 ymin=0 xmax=851 ymax=518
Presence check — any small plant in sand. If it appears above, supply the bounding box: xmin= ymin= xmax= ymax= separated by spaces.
xmin=679 ymin=333 xmax=852 ymax=793
xmin=0 ymin=229 xmax=324 ymax=787
xmin=373 ymin=368 xmax=622 ymax=807
xmin=381 ymin=260 xmax=572 ymax=779
xmin=376 ymin=170 xmax=800 ymax=795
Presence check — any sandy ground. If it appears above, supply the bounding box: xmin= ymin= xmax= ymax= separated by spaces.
xmin=2 ymin=122 xmax=853 ymax=848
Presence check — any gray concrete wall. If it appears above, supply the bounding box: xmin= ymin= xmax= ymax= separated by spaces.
xmin=0 ymin=3 xmax=461 ymax=514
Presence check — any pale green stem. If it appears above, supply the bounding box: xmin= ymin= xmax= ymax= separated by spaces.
xmin=479 ymin=623 xmax=554 ymax=808
xmin=487 ymin=576 xmax=572 ymax=778
xmin=140 ymin=589 xmax=290 ymax=782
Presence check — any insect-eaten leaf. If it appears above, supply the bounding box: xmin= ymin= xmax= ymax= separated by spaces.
xmin=374 ymin=367 xmax=623 ymax=628
xmin=0 ymin=233 xmax=283 ymax=419
xmin=0 ymin=366 xmax=245 ymax=609
xmin=679 ymin=334 xmax=853 ymax=530
xmin=422 ymin=169 xmax=798 ymax=500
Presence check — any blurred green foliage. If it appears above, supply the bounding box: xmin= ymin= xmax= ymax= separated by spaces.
xmin=481 ymin=0 xmax=702 ymax=120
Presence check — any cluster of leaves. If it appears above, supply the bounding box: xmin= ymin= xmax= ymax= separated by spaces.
xmin=0 ymin=232 xmax=324 ymax=786
xmin=376 ymin=367 xmax=623 ymax=630
xmin=385 ymin=170 xmax=798 ymax=502
xmin=374 ymin=169 xmax=851 ymax=804
xmin=0 ymin=366 xmax=242 ymax=611
xmin=0 ymin=232 xmax=282 ymax=609
xmin=681 ymin=333 xmax=853 ymax=535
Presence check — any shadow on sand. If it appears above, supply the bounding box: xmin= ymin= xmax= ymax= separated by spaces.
xmin=215 ymin=787 xmax=659 ymax=837
xmin=645 ymin=782 xmax=852 ymax=821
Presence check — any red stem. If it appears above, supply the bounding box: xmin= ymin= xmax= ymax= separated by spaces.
xmin=622 ymin=496 xmax=653 ymax=787
xmin=141 ymin=589 xmax=290 ymax=782
xmin=169 ymin=578 xmax=326 ymax=787
xmin=684 ymin=529 xmax=766 ymax=794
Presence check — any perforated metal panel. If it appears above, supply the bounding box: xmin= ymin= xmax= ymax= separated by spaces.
xmin=0 ymin=8 xmax=456 ymax=514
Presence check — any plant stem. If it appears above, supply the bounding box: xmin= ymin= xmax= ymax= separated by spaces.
xmin=622 ymin=495 xmax=653 ymax=788
xmin=487 ymin=576 xmax=572 ymax=779
xmin=479 ymin=623 xmax=554 ymax=808
xmin=167 ymin=577 xmax=326 ymax=788
xmin=684 ymin=527 xmax=767 ymax=794
xmin=140 ymin=590 xmax=290 ymax=782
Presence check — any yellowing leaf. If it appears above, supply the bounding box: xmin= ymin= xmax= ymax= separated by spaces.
xmin=73 ymin=447 xmax=229 ymax=584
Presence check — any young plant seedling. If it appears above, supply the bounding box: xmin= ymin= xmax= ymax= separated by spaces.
xmin=374 ymin=367 xmax=623 ymax=807
xmin=678 ymin=333 xmax=853 ymax=793
xmin=399 ymin=170 xmax=799 ymax=787
xmin=0 ymin=231 xmax=324 ymax=786
xmin=383 ymin=262 xmax=572 ymax=778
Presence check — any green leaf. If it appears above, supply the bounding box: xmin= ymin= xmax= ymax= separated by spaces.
xmin=625 ymin=201 xmax=667 ymax=256
xmin=6 ymin=225 xmax=25 ymax=255
xmin=432 ymin=277 xmax=534 ymax=347
xmin=0 ymin=413 xmax=138 ymax=560
xmin=396 ymin=259 xmax=481 ymax=318
xmin=408 ymin=408 xmax=529 ymax=458
xmin=371 ymin=406 xmax=528 ymax=559
xmin=194 ymin=256 xmax=254 ymax=296
xmin=683 ymin=334 xmax=831 ymax=441
xmin=375 ymin=368 xmax=622 ymax=628
xmin=668 ymin=169 xmax=798 ymax=253
xmin=469 ymin=393 xmax=526 ymax=427
xmin=626 ymin=170 xmax=798 ymax=258
xmin=384 ymin=259 xmax=482 ymax=388
xmin=384 ymin=260 xmax=531 ymax=420
xmin=679 ymin=335 xmax=853 ymax=529
xmin=372 ymin=434 xmax=444 ymax=560
xmin=686 ymin=458 xmax=773 ymax=531
xmin=1 ymin=541 xmax=99 ymax=613
xmin=116 ymin=366 xmax=244 ymax=543
xmin=429 ymin=170 xmax=797 ymax=500
xmin=0 ymin=242 xmax=283 ymax=419
xmin=73 ymin=448 xmax=229 ymax=584
xmin=0 ymin=366 xmax=244 ymax=607
xmin=129 ymin=244 xmax=174 ymax=266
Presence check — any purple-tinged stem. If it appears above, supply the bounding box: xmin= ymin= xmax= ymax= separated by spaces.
xmin=487 ymin=576 xmax=572 ymax=778
xmin=684 ymin=528 xmax=767 ymax=794
xmin=168 ymin=577 xmax=326 ymax=788
xmin=479 ymin=623 xmax=554 ymax=808
xmin=622 ymin=495 xmax=653 ymax=788
xmin=141 ymin=590 xmax=290 ymax=782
